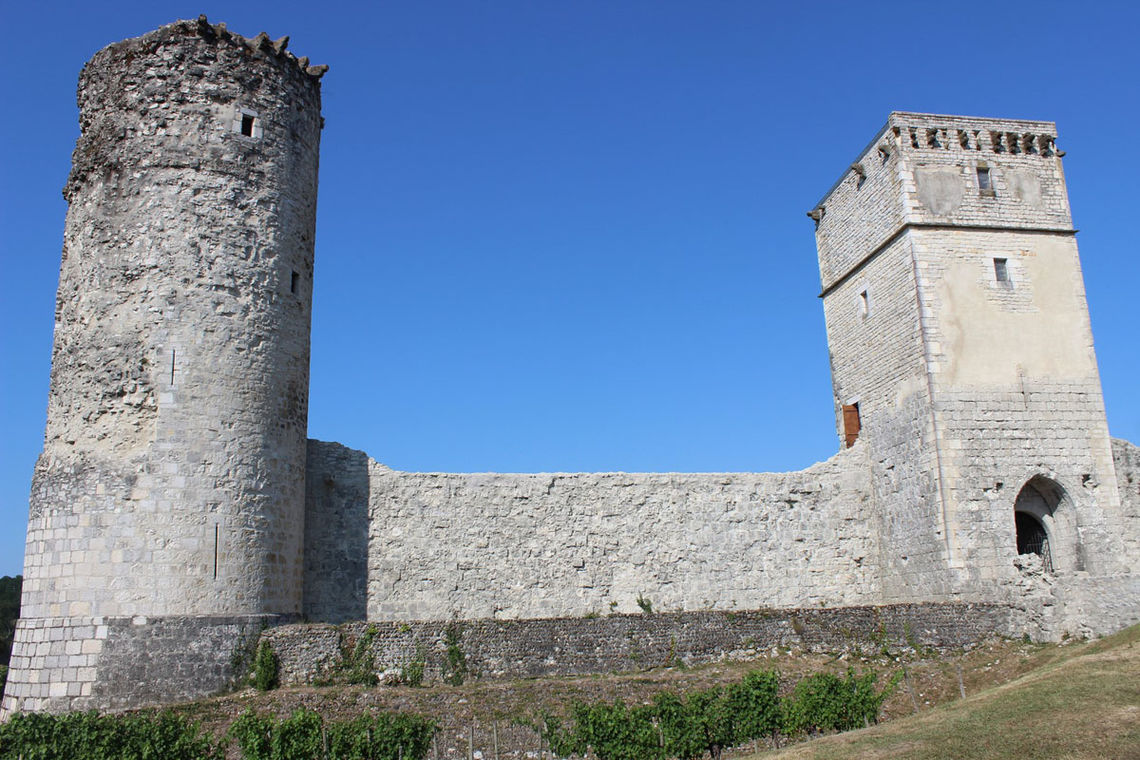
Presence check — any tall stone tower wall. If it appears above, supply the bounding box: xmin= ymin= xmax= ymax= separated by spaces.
xmin=3 ymin=17 xmax=324 ymax=714
xmin=814 ymin=113 xmax=1138 ymax=631
xmin=813 ymin=122 xmax=945 ymax=598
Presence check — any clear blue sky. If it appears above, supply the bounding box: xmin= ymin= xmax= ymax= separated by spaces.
xmin=1 ymin=1 xmax=1138 ymax=577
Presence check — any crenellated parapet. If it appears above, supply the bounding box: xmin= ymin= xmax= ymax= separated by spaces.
xmin=65 ymin=16 xmax=326 ymax=202
xmin=884 ymin=112 xmax=1060 ymax=158
xmin=812 ymin=112 xmax=1073 ymax=294
xmin=115 ymin=15 xmax=328 ymax=78
xmin=192 ymin=14 xmax=329 ymax=78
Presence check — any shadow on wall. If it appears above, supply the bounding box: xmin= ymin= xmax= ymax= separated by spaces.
xmin=303 ymin=441 xmax=370 ymax=623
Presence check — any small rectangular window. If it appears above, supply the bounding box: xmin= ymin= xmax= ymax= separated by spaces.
xmin=241 ymin=113 xmax=256 ymax=137
xmin=290 ymin=270 xmax=299 ymax=294
xmin=994 ymin=258 xmax=1010 ymax=284
xmin=977 ymin=166 xmax=993 ymax=195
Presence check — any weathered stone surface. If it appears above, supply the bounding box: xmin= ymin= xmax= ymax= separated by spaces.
xmin=3 ymin=16 xmax=321 ymax=716
xmin=4 ymin=24 xmax=1139 ymax=720
xmin=3 ymin=615 xmax=286 ymax=713
xmin=265 ymin=603 xmax=1014 ymax=686
xmin=304 ymin=441 xmax=877 ymax=622
xmin=814 ymin=112 xmax=1140 ymax=635
xmin=1114 ymin=438 xmax=1140 ymax=559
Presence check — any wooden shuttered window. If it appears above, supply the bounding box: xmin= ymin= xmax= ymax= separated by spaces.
xmin=843 ymin=403 xmax=861 ymax=448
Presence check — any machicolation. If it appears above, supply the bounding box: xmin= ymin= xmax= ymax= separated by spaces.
xmin=2 ymin=18 xmax=1139 ymax=716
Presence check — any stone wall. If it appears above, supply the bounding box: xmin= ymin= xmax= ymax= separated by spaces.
xmin=912 ymin=227 xmax=1126 ymax=587
xmin=301 ymin=434 xmax=1140 ymax=638
xmin=5 ymin=16 xmax=324 ymax=718
xmin=303 ymin=441 xmax=877 ymax=622
xmin=21 ymin=17 xmax=323 ymax=623
xmin=304 ymin=442 xmax=371 ymax=623
xmin=2 ymin=614 xmax=283 ymax=714
xmin=264 ymin=603 xmax=1015 ymax=686
xmin=1113 ymin=438 xmax=1140 ymax=560
xmin=820 ymin=231 xmax=948 ymax=601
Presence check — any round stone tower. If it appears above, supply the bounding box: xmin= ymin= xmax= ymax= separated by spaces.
xmin=3 ymin=17 xmax=325 ymax=714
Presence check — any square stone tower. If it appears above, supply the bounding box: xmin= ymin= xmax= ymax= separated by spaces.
xmin=811 ymin=113 xmax=1133 ymax=628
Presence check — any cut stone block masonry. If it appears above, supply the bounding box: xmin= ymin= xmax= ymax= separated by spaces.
xmin=2 ymin=18 xmax=1137 ymax=715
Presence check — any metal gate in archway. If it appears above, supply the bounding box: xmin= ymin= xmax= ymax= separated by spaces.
xmin=1014 ymin=510 xmax=1053 ymax=572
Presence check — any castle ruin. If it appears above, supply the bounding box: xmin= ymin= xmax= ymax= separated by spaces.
xmin=2 ymin=18 xmax=1138 ymax=715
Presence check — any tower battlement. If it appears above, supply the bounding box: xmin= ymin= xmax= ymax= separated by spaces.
xmin=886 ymin=111 xmax=1058 ymax=156
xmin=813 ymin=112 xmax=1073 ymax=295
xmin=88 ymin=15 xmax=329 ymax=81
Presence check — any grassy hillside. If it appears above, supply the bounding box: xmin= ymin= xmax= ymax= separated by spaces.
xmin=3 ymin=620 xmax=1137 ymax=759
xmin=151 ymin=625 xmax=1136 ymax=760
xmin=752 ymin=624 xmax=1140 ymax=760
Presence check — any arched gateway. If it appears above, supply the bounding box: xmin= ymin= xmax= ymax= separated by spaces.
xmin=1013 ymin=476 xmax=1075 ymax=573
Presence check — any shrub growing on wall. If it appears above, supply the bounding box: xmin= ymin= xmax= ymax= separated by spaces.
xmin=399 ymin=647 xmax=427 ymax=687
xmin=251 ymin=641 xmax=280 ymax=691
xmin=442 ymin=623 xmax=467 ymax=686
xmin=333 ymin=625 xmax=380 ymax=686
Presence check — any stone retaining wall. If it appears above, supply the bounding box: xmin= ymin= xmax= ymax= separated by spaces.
xmin=1114 ymin=438 xmax=1140 ymax=559
xmin=2 ymin=614 xmax=287 ymax=714
xmin=264 ymin=603 xmax=1013 ymax=686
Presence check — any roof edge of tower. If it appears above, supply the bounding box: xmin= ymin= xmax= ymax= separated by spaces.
xmin=87 ymin=15 xmax=329 ymax=83
xmin=887 ymin=111 xmax=1057 ymax=133
xmin=808 ymin=111 xmax=1062 ymax=217
xmin=809 ymin=118 xmax=892 ymax=213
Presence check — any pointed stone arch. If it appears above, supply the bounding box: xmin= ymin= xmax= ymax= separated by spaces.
xmin=1013 ymin=475 xmax=1080 ymax=573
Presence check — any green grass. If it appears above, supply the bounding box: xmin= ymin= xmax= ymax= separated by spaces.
xmin=751 ymin=624 xmax=1140 ymax=760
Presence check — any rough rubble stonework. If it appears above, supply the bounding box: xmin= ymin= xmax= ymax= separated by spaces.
xmin=3 ymin=20 xmax=1139 ymax=715
xmin=3 ymin=17 xmax=323 ymax=714
xmin=265 ymin=604 xmax=1014 ymax=686
xmin=304 ymin=441 xmax=876 ymax=623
